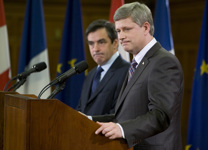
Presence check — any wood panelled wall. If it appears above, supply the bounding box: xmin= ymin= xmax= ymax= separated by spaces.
xmin=3 ymin=0 xmax=205 ymax=148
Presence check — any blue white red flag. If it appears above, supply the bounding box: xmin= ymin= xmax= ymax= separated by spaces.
xmin=17 ymin=0 xmax=51 ymax=98
xmin=154 ymin=0 xmax=174 ymax=54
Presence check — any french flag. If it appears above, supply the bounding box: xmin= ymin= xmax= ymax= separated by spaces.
xmin=0 ymin=0 xmax=11 ymax=91
xmin=17 ymin=0 xmax=51 ymax=98
xmin=154 ymin=0 xmax=175 ymax=54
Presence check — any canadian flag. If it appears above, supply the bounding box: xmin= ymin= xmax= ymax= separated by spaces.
xmin=0 ymin=0 xmax=11 ymax=91
xmin=109 ymin=0 xmax=130 ymax=62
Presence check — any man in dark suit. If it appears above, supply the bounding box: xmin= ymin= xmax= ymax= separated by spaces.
xmin=77 ymin=19 xmax=130 ymax=115
xmin=92 ymin=2 xmax=184 ymax=150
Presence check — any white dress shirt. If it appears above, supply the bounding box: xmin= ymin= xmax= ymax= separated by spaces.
xmin=97 ymin=51 xmax=119 ymax=81
xmin=118 ymin=38 xmax=157 ymax=138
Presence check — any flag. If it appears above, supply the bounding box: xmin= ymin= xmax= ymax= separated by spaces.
xmin=54 ymin=0 xmax=85 ymax=109
xmin=154 ymin=0 xmax=175 ymax=54
xmin=17 ymin=0 xmax=51 ymax=98
xmin=0 ymin=0 xmax=11 ymax=91
xmin=186 ymin=0 xmax=208 ymax=149
xmin=109 ymin=0 xmax=130 ymax=62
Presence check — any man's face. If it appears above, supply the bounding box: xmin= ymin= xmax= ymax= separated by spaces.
xmin=115 ymin=17 xmax=147 ymax=55
xmin=87 ymin=28 xmax=118 ymax=66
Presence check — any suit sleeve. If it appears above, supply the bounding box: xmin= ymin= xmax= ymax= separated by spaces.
xmin=92 ymin=114 xmax=115 ymax=122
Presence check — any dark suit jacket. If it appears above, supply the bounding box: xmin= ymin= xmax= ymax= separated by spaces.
xmin=93 ymin=42 xmax=184 ymax=150
xmin=77 ymin=55 xmax=130 ymax=115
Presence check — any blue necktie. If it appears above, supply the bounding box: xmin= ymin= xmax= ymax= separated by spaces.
xmin=91 ymin=66 xmax=103 ymax=94
xmin=128 ymin=59 xmax=137 ymax=82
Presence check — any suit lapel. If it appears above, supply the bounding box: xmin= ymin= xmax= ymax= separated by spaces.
xmin=115 ymin=58 xmax=149 ymax=112
xmin=88 ymin=70 xmax=114 ymax=102
xmin=87 ymin=56 xmax=122 ymax=103
xmin=115 ymin=42 xmax=162 ymax=113
xmin=84 ymin=68 xmax=96 ymax=101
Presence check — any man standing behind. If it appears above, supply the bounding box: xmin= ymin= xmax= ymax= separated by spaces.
xmin=77 ymin=19 xmax=130 ymax=115
xmin=93 ymin=2 xmax=184 ymax=150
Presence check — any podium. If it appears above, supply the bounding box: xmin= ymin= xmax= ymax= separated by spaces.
xmin=3 ymin=93 xmax=131 ymax=150
xmin=0 ymin=92 xmax=17 ymax=150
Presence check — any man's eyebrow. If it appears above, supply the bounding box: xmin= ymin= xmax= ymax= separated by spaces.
xmin=87 ymin=40 xmax=93 ymax=43
xmin=97 ymin=38 xmax=106 ymax=42
xmin=88 ymin=38 xmax=106 ymax=43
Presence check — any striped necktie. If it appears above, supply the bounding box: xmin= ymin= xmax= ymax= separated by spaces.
xmin=91 ymin=66 xmax=103 ymax=94
xmin=128 ymin=59 xmax=137 ymax=82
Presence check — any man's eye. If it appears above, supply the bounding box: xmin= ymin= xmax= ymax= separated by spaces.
xmin=98 ymin=40 xmax=106 ymax=44
xmin=124 ymin=28 xmax=130 ymax=31
xmin=99 ymin=41 xmax=104 ymax=44
xmin=88 ymin=42 xmax=94 ymax=45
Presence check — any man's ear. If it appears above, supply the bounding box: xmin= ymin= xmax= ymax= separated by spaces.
xmin=143 ymin=22 xmax=150 ymax=35
xmin=113 ymin=39 xmax=119 ymax=51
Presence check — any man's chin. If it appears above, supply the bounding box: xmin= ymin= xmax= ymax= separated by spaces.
xmin=123 ymin=49 xmax=135 ymax=55
xmin=94 ymin=59 xmax=104 ymax=66
xmin=123 ymin=48 xmax=131 ymax=53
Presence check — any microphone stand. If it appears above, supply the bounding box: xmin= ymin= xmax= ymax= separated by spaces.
xmin=4 ymin=76 xmax=17 ymax=91
xmin=5 ymin=77 xmax=27 ymax=92
xmin=47 ymin=82 xmax=66 ymax=99
xmin=12 ymin=78 xmax=27 ymax=91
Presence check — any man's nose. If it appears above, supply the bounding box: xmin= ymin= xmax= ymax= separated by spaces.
xmin=118 ymin=31 xmax=126 ymax=40
xmin=93 ymin=43 xmax=100 ymax=51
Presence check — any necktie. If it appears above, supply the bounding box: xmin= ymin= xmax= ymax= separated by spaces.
xmin=91 ymin=66 xmax=103 ymax=94
xmin=128 ymin=59 xmax=137 ymax=82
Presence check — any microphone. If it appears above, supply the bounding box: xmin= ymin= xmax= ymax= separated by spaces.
xmin=15 ymin=62 xmax=47 ymax=80
xmin=4 ymin=62 xmax=47 ymax=91
xmin=37 ymin=60 xmax=88 ymax=99
xmin=49 ymin=60 xmax=88 ymax=86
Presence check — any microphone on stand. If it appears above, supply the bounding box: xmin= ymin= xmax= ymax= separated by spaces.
xmin=4 ymin=62 xmax=47 ymax=91
xmin=37 ymin=60 xmax=88 ymax=99
xmin=50 ymin=60 xmax=88 ymax=86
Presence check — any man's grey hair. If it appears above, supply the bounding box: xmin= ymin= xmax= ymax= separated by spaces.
xmin=114 ymin=2 xmax=154 ymax=35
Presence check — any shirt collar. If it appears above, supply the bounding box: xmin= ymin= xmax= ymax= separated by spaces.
xmin=134 ymin=38 xmax=157 ymax=65
xmin=98 ymin=51 xmax=119 ymax=72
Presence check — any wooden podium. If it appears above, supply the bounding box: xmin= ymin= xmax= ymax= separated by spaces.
xmin=3 ymin=93 xmax=130 ymax=150
xmin=0 ymin=92 xmax=17 ymax=150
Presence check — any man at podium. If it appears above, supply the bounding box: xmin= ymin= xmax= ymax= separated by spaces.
xmin=89 ymin=2 xmax=184 ymax=150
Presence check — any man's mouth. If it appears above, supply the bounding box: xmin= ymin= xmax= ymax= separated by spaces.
xmin=93 ymin=53 xmax=103 ymax=57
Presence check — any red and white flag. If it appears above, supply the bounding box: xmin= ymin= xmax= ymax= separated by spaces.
xmin=0 ymin=0 xmax=11 ymax=91
xmin=109 ymin=0 xmax=130 ymax=62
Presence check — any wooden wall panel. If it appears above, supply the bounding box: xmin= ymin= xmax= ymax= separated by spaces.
xmin=44 ymin=4 xmax=66 ymax=80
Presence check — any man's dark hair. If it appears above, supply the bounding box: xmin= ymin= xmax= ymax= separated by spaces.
xmin=86 ymin=19 xmax=117 ymax=43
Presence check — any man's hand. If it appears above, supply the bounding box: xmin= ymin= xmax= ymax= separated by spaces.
xmin=95 ymin=122 xmax=122 ymax=139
